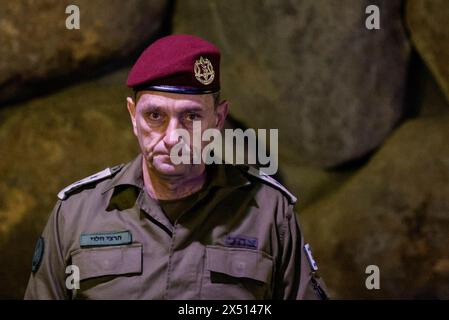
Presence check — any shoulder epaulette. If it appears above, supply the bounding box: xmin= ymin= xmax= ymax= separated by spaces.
xmin=241 ymin=166 xmax=298 ymax=205
xmin=57 ymin=164 xmax=124 ymax=200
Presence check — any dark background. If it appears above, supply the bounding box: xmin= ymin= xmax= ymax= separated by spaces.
xmin=0 ymin=0 xmax=448 ymax=299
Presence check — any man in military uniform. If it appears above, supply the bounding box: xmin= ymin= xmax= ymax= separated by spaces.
xmin=24 ymin=34 xmax=328 ymax=300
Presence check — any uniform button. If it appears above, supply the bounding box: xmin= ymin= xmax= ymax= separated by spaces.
xmin=233 ymin=261 xmax=246 ymax=276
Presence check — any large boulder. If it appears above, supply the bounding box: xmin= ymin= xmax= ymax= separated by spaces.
xmin=173 ymin=0 xmax=410 ymax=167
xmin=407 ymin=0 xmax=449 ymax=102
xmin=0 ymin=0 xmax=168 ymax=105
xmin=280 ymin=162 xmax=355 ymax=210
xmin=0 ymin=69 xmax=139 ymax=299
xmin=300 ymin=85 xmax=449 ymax=298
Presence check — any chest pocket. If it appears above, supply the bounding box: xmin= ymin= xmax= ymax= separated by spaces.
xmin=70 ymin=243 xmax=142 ymax=299
xmin=202 ymin=246 xmax=274 ymax=299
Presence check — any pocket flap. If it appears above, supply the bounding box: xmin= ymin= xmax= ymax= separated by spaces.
xmin=71 ymin=243 xmax=142 ymax=281
xmin=205 ymin=246 xmax=273 ymax=283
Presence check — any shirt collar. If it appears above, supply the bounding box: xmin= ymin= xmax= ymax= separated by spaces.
xmin=101 ymin=153 xmax=251 ymax=201
xmin=101 ymin=153 xmax=144 ymax=195
xmin=211 ymin=163 xmax=251 ymax=189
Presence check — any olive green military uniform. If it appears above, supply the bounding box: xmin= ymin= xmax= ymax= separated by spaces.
xmin=24 ymin=154 xmax=328 ymax=300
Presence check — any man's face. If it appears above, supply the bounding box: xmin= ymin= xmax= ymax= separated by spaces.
xmin=127 ymin=91 xmax=228 ymax=178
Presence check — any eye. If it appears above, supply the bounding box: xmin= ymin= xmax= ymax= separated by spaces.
xmin=185 ymin=112 xmax=201 ymax=122
xmin=148 ymin=112 xmax=162 ymax=121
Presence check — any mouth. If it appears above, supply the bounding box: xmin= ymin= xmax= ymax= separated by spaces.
xmin=153 ymin=153 xmax=174 ymax=163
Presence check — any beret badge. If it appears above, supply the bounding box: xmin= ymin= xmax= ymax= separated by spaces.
xmin=194 ymin=56 xmax=215 ymax=85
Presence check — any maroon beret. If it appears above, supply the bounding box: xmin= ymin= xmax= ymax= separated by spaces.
xmin=126 ymin=34 xmax=220 ymax=94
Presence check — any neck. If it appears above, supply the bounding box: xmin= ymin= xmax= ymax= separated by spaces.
xmin=142 ymin=160 xmax=207 ymax=200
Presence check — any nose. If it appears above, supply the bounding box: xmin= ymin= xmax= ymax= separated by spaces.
xmin=163 ymin=117 xmax=183 ymax=148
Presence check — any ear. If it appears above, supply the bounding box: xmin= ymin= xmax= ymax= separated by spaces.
xmin=214 ymin=100 xmax=229 ymax=130
xmin=126 ymin=97 xmax=138 ymax=137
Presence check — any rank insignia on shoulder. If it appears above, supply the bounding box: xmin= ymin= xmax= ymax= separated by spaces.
xmin=242 ymin=166 xmax=297 ymax=204
xmin=57 ymin=164 xmax=124 ymax=200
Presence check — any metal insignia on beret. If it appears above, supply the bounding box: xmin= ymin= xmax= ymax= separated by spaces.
xmin=194 ymin=56 xmax=215 ymax=85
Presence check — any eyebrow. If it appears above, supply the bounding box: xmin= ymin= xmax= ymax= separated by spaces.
xmin=140 ymin=104 xmax=206 ymax=113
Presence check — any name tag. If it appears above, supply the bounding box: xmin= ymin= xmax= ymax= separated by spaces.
xmin=225 ymin=235 xmax=258 ymax=249
xmin=80 ymin=230 xmax=132 ymax=247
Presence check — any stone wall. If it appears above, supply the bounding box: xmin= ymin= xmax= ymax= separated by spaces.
xmin=0 ymin=0 xmax=448 ymax=299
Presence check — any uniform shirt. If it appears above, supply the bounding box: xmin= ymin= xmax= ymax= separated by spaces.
xmin=24 ymin=154 xmax=328 ymax=300
xmin=157 ymin=167 xmax=213 ymax=224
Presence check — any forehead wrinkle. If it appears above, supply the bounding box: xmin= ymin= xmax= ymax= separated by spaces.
xmin=138 ymin=96 xmax=210 ymax=114
xmin=137 ymin=91 xmax=213 ymax=106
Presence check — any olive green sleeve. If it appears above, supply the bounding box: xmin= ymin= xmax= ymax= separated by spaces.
xmin=274 ymin=205 xmax=329 ymax=300
xmin=24 ymin=201 xmax=69 ymax=300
